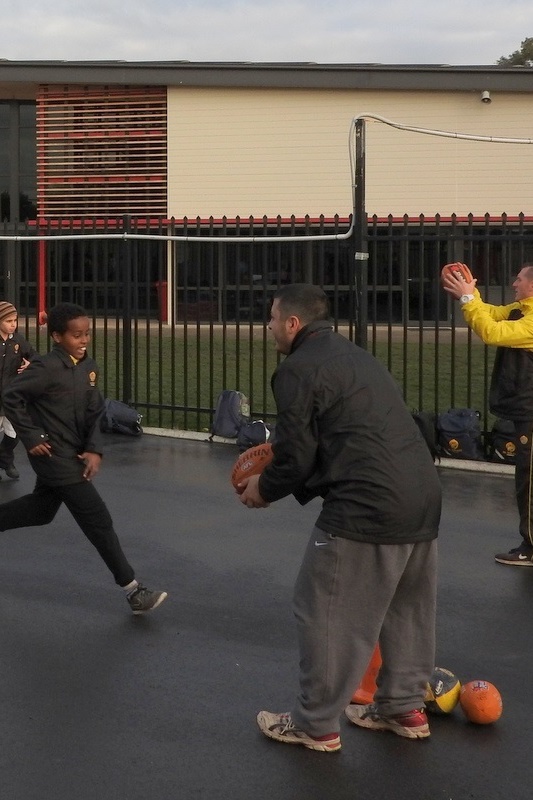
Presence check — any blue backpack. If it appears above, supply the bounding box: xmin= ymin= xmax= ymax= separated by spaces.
xmin=210 ymin=390 xmax=250 ymax=439
xmin=101 ymin=398 xmax=143 ymax=436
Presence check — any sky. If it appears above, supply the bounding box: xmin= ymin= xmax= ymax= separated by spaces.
xmin=0 ymin=0 xmax=530 ymax=66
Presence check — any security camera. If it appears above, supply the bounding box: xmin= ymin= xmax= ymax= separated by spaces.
xmin=481 ymin=90 xmax=491 ymax=104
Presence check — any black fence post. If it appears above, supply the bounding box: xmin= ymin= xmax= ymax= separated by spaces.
xmin=354 ymin=118 xmax=368 ymax=349
xmin=122 ymin=215 xmax=133 ymax=403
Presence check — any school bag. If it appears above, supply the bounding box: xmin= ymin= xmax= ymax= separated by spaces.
xmin=100 ymin=398 xmax=143 ymax=436
xmin=236 ymin=420 xmax=275 ymax=452
xmin=411 ymin=410 xmax=440 ymax=462
xmin=437 ymin=408 xmax=484 ymax=460
xmin=210 ymin=390 xmax=250 ymax=439
xmin=489 ymin=418 xmax=516 ymax=464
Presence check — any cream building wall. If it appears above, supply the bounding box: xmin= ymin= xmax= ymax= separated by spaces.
xmin=167 ymin=87 xmax=533 ymax=220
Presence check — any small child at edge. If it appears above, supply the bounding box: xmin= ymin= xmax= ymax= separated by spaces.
xmin=0 ymin=301 xmax=36 ymax=480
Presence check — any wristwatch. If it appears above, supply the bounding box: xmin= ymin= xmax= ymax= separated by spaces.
xmin=460 ymin=294 xmax=475 ymax=305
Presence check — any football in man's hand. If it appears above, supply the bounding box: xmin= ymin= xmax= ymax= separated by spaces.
xmin=440 ymin=262 xmax=474 ymax=284
xmin=231 ymin=443 xmax=273 ymax=493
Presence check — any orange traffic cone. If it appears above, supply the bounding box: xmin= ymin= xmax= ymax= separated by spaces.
xmin=351 ymin=644 xmax=382 ymax=704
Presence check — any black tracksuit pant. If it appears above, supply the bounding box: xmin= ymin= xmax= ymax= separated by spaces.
xmin=0 ymin=478 xmax=135 ymax=586
xmin=513 ymin=421 xmax=533 ymax=547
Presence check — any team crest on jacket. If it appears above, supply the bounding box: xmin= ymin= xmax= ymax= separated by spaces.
xmin=88 ymin=371 xmax=97 ymax=386
xmin=13 ymin=344 xmax=19 ymax=353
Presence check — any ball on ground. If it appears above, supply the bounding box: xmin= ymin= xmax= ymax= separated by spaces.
xmin=424 ymin=667 xmax=461 ymax=714
xmin=459 ymin=680 xmax=502 ymax=724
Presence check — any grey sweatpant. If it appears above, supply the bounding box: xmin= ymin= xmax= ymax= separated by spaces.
xmin=290 ymin=526 xmax=438 ymax=736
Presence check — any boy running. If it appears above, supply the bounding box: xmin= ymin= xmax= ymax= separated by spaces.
xmin=0 ymin=302 xmax=167 ymax=614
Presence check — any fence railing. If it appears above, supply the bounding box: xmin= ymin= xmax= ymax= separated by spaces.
xmin=1 ymin=214 xmax=532 ymax=446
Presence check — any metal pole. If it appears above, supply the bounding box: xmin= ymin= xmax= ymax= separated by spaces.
xmin=122 ymin=215 xmax=132 ymax=403
xmin=354 ymin=118 xmax=368 ymax=349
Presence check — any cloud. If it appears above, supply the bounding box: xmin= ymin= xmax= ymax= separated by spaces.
xmin=0 ymin=0 xmax=531 ymax=65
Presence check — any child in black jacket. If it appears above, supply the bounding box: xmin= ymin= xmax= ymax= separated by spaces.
xmin=0 ymin=301 xmax=36 ymax=480
xmin=0 ymin=302 xmax=167 ymax=615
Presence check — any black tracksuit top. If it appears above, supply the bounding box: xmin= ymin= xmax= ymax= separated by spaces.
xmin=258 ymin=321 xmax=441 ymax=544
xmin=3 ymin=345 xmax=105 ymax=486
xmin=0 ymin=331 xmax=36 ymax=414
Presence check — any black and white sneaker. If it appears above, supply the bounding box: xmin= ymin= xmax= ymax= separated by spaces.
xmin=127 ymin=584 xmax=168 ymax=614
xmin=495 ymin=542 xmax=533 ymax=566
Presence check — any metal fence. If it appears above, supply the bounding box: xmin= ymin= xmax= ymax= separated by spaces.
xmin=1 ymin=214 xmax=533 ymax=445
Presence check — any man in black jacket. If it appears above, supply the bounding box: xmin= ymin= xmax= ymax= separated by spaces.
xmin=238 ymin=284 xmax=441 ymax=753
xmin=0 ymin=303 xmax=167 ymax=615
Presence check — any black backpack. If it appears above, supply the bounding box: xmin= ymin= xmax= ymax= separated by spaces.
xmin=437 ymin=408 xmax=484 ymax=460
xmin=411 ymin=410 xmax=439 ymax=462
xmin=236 ymin=420 xmax=275 ymax=452
xmin=489 ymin=419 xmax=516 ymax=464
xmin=210 ymin=390 xmax=250 ymax=439
xmin=101 ymin=399 xmax=143 ymax=436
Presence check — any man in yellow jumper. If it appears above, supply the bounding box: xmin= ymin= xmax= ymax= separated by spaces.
xmin=443 ymin=263 xmax=533 ymax=566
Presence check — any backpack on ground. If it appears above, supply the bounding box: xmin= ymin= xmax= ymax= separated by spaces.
xmin=411 ymin=410 xmax=440 ymax=462
xmin=489 ymin=418 xmax=516 ymax=465
xmin=101 ymin=398 xmax=143 ymax=436
xmin=437 ymin=408 xmax=484 ymax=460
xmin=236 ymin=420 xmax=275 ymax=452
xmin=210 ymin=390 xmax=250 ymax=439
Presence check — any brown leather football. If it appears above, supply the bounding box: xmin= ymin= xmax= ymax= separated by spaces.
xmin=231 ymin=443 xmax=273 ymax=492
xmin=441 ymin=262 xmax=474 ymax=284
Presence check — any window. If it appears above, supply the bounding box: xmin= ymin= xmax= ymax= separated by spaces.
xmin=0 ymin=101 xmax=37 ymax=222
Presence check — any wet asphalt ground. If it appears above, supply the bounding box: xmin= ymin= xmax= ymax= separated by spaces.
xmin=0 ymin=433 xmax=530 ymax=800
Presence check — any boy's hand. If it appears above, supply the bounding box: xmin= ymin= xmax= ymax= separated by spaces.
xmin=28 ymin=441 xmax=52 ymax=457
xmin=78 ymin=451 xmax=102 ymax=480
xmin=17 ymin=358 xmax=31 ymax=373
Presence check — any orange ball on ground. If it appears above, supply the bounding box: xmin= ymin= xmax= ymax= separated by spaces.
xmin=459 ymin=680 xmax=502 ymax=724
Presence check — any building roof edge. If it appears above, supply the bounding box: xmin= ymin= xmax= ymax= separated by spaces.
xmin=0 ymin=60 xmax=532 ymax=92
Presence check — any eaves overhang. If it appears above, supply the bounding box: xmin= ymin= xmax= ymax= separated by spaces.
xmin=0 ymin=60 xmax=532 ymax=93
